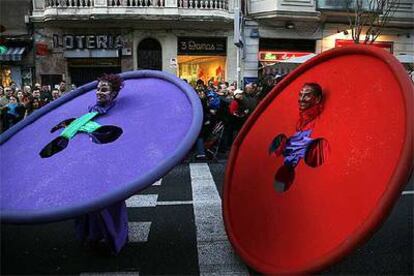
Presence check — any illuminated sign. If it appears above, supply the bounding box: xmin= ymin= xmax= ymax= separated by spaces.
xmin=335 ymin=39 xmax=393 ymax=53
xmin=258 ymin=51 xmax=312 ymax=62
xmin=178 ymin=37 xmax=227 ymax=56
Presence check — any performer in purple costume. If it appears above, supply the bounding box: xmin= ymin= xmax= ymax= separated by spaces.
xmin=73 ymin=74 xmax=128 ymax=255
xmin=269 ymin=83 xmax=329 ymax=193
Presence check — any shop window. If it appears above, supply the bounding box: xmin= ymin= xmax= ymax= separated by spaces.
xmin=1 ymin=66 xmax=12 ymax=87
xmin=177 ymin=56 xmax=226 ymax=86
xmin=138 ymin=38 xmax=162 ymax=70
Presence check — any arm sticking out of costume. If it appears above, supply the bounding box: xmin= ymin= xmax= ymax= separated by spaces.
xmin=269 ymin=134 xmax=287 ymax=156
xmin=51 ymin=118 xmax=76 ymax=133
xmin=304 ymin=138 xmax=329 ymax=168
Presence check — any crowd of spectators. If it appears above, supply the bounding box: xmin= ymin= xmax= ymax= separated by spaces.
xmin=188 ymin=74 xmax=286 ymax=160
xmin=0 ymin=81 xmax=74 ymax=133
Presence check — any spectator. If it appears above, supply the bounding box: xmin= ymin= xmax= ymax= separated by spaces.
xmin=32 ymin=89 xmax=41 ymax=100
xmin=0 ymin=86 xmax=11 ymax=108
xmin=29 ymin=97 xmax=42 ymax=115
xmin=52 ymin=89 xmax=61 ymax=101
xmin=23 ymin=85 xmax=32 ymax=96
xmin=40 ymin=85 xmax=52 ymax=105
xmin=10 ymin=81 xmax=18 ymax=93
xmin=16 ymin=90 xmax=24 ymax=103
xmin=59 ymin=81 xmax=69 ymax=95
xmin=2 ymin=96 xmax=24 ymax=130
xmin=243 ymin=82 xmax=259 ymax=114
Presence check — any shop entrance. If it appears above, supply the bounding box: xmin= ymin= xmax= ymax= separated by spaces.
xmin=138 ymin=38 xmax=162 ymax=70
xmin=69 ymin=67 xmax=121 ymax=87
xmin=68 ymin=58 xmax=121 ymax=87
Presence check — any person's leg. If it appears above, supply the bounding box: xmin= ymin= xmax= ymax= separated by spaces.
xmin=195 ymin=137 xmax=206 ymax=158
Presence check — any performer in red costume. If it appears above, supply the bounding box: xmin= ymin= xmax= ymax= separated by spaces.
xmin=269 ymin=83 xmax=329 ymax=192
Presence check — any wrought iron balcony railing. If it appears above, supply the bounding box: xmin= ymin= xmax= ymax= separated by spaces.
xmin=46 ymin=0 xmax=94 ymax=7
xmin=44 ymin=0 xmax=228 ymax=9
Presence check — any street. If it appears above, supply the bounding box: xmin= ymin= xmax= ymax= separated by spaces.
xmin=1 ymin=162 xmax=413 ymax=275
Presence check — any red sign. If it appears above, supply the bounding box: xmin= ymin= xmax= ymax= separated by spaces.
xmin=335 ymin=39 xmax=393 ymax=53
xmin=258 ymin=51 xmax=312 ymax=62
xmin=36 ymin=43 xmax=49 ymax=56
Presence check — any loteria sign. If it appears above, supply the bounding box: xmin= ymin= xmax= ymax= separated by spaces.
xmin=258 ymin=51 xmax=313 ymax=62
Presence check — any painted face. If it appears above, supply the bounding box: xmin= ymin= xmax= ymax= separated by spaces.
xmin=96 ymin=81 xmax=113 ymax=104
xmin=298 ymin=85 xmax=320 ymax=111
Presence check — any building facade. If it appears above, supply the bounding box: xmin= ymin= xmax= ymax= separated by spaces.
xmin=31 ymin=0 xmax=239 ymax=87
xmin=243 ymin=0 xmax=414 ymax=82
xmin=28 ymin=0 xmax=414 ymax=87
xmin=0 ymin=0 xmax=34 ymax=88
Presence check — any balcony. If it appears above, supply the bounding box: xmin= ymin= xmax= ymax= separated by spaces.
xmin=43 ymin=0 xmax=228 ymax=9
xmin=316 ymin=0 xmax=375 ymax=12
xmin=32 ymin=0 xmax=233 ymax=24
xmin=316 ymin=0 xmax=414 ymax=26
xmin=248 ymin=0 xmax=320 ymax=21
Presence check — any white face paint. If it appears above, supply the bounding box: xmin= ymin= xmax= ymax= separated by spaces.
xmin=96 ymin=81 xmax=113 ymax=105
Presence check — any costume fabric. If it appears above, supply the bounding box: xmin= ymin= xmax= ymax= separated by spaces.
xmin=74 ymin=100 xmax=128 ymax=254
xmin=75 ymin=201 xmax=128 ymax=254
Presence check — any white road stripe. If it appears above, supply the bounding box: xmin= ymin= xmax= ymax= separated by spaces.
xmin=152 ymin=179 xmax=162 ymax=186
xmin=126 ymin=194 xmax=158 ymax=208
xmin=402 ymin=191 xmax=414 ymax=195
xmin=128 ymin=221 xmax=152 ymax=243
xmin=189 ymin=163 xmax=248 ymax=275
xmin=157 ymin=200 xmax=193 ymax=206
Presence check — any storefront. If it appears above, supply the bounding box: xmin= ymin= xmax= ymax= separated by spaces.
xmin=177 ymin=37 xmax=227 ymax=85
xmin=34 ymin=29 xmax=133 ymax=87
xmin=258 ymin=38 xmax=316 ymax=78
xmin=0 ymin=42 xmax=34 ymax=88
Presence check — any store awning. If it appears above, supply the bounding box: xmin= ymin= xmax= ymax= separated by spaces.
xmin=0 ymin=47 xmax=26 ymax=61
xmin=395 ymin=54 xmax=414 ymax=64
xmin=278 ymin=53 xmax=317 ymax=64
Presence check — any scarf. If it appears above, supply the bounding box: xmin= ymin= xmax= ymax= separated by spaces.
xmin=296 ymin=102 xmax=324 ymax=131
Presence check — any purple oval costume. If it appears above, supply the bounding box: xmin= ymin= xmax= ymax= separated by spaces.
xmin=0 ymin=70 xmax=203 ymax=255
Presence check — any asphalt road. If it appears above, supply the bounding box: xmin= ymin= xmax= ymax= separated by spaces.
xmin=1 ymin=162 xmax=413 ymax=275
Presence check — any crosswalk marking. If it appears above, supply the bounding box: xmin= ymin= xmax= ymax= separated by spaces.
xmin=126 ymin=194 xmax=158 ymax=208
xmin=189 ymin=163 xmax=248 ymax=275
xmin=128 ymin=222 xmax=152 ymax=243
xmin=402 ymin=191 xmax=414 ymax=195
xmin=152 ymin=179 xmax=162 ymax=186
xmin=157 ymin=200 xmax=193 ymax=206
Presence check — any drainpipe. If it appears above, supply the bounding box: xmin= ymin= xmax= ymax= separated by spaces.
xmin=234 ymin=0 xmax=244 ymax=89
